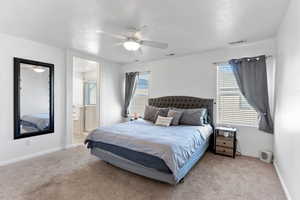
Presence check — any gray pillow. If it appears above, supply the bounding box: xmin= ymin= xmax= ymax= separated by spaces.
xmin=175 ymin=108 xmax=207 ymax=126
xmin=144 ymin=106 xmax=169 ymax=122
xmin=155 ymin=108 xmax=169 ymax=118
xmin=167 ymin=109 xmax=183 ymax=126
xmin=144 ymin=106 xmax=159 ymax=122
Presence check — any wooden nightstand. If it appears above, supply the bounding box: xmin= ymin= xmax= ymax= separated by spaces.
xmin=214 ymin=127 xmax=237 ymax=158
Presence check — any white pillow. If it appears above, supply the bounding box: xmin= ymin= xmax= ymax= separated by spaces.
xmin=155 ymin=116 xmax=173 ymax=127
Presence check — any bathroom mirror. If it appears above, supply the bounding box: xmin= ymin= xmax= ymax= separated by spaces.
xmin=14 ymin=57 xmax=54 ymax=139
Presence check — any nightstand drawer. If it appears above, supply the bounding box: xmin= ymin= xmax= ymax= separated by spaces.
xmin=216 ymin=146 xmax=233 ymax=156
xmin=216 ymin=139 xmax=233 ymax=148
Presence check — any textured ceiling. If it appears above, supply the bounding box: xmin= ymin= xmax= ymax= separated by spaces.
xmin=0 ymin=0 xmax=289 ymax=63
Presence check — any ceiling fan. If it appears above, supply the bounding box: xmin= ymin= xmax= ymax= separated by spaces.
xmin=96 ymin=26 xmax=168 ymax=52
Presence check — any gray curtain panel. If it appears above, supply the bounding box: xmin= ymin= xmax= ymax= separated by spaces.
xmin=122 ymin=72 xmax=139 ymax=118
xmin=229 ymin=55 xmax=274 ymax=133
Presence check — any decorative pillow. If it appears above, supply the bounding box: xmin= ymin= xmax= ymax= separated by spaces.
xmin=167 ymin=109 xmax=183 ymax=126
xmin=175 ymin=108 xmax=207 ymax=126
xmin=155 ymin=116 xmax=173 ymax=127
xmin=144 ymin=106 xmax=169 ymax=122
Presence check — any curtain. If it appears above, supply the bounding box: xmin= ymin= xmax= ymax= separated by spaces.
xmin=229 ymin=55 xmax=274 ymax=133
xmin=122 ymin=72 xmax=139 ymax=118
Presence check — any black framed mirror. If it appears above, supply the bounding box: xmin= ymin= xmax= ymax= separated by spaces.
xmin=14 ymin=57 xmax=54 ymax=139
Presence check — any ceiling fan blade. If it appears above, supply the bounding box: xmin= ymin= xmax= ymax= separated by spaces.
xmin=129 ymin=25 xmax=148 ymax=39
xmin=96 ymin=30 xmax=127 ymax=40
xmin=140 ymin=40 xmax=168 ymax=49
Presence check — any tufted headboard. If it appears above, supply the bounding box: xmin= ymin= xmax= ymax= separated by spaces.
xmin=148 ymin=96 xmax=214 ymax=125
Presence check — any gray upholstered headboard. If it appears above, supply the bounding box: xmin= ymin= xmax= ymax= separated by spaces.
xmin=148 ymin=96 xmax=214 ymax=125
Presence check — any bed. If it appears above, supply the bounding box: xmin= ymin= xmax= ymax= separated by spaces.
xmin=21 ymin=113 xmax=49 ymax=132
xmin=85 ymin=96 xmax=214 ymax=184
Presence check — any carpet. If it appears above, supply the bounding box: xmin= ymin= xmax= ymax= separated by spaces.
xmin=0 ymin=146 xmax=286 ymax=200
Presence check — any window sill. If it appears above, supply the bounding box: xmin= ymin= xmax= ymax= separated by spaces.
xmin=216 ymin=123 xmax=258 ymax=129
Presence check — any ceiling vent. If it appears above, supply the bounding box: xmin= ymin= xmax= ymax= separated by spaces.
xmin=166 ymin=53 xmax=175 ymax=56
xmin=228 ymin=40 xmax=247 ymax=45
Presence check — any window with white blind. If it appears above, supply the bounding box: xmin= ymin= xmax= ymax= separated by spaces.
xmin=129 ymin=72 xmax=150 ymax=117
xmin=216 ymin=64 xmax=258 ymax=127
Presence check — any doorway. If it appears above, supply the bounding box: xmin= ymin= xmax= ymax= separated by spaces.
xmin=72 ymin=57 xmax=100 ymax=144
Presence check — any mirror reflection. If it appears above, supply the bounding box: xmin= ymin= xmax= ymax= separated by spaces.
xmin=20 ymin=63 xmax=50 ymax=134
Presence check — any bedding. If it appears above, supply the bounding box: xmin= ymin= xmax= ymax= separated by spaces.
xmin=143 ymin=106 xmax=158 ymax=122
xmin=175 ymin=108 xmax=207 ymax=126
xmin=155 ymin=107 xmax=169 ymax=119
xmin=143 ymin=105 xmax=169 ymax=122
xmin=21 ymin=113 xmax=49 ymax=131
xmin=85 ymin=119 xmax=212 ymax=180
xmin=155 ymin=116 xmax=173 ymax=126
xmin=167 ymin=109 xmax=183 ymax=125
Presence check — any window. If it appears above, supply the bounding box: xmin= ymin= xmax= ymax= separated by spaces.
xmin=130 ymin=72 xmax=150 ymax=117
xmin=216 ymin=64 xmax=258 ymax=126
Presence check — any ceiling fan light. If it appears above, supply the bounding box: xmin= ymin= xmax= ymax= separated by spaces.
xmin=123 ymin=41 xmax=141 ymax=51
xmin=33 ymin=67 xmax=45 ymax=73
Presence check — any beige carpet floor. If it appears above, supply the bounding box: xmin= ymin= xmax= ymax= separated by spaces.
xmin=0 ymin=146 xmax=286 ymax=200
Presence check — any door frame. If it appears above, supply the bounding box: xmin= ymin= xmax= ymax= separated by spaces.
xmin=65 ymin=50 xmax=102 ymax=147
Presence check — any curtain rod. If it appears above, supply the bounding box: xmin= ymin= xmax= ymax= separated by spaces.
xmin=213 ymin=55 xmax=273 ymax=66
xmin=139 ymin=70 xmax=151 ymax=74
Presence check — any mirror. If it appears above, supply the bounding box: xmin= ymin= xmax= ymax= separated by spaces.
xmin=84 ymin=81 xmax=97 ymax=105
xmin=14 ymin=58 xmax=54 ymax=139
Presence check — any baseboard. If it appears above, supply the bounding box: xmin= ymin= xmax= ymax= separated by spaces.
xmin=0 ymin=143 xmax=85 ymax=167
xmin=0 ymin=147 xmax=63 ymax=167
xmin=274 ymin=161 xmax=292 ymax=200
xmin=64 ymin=143 xmax=84 ymax=149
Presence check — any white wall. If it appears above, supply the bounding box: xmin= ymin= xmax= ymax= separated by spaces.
xmin=0 ymin=33 xmax=66 ymax=164
xmin=275 ymin=0 xmax=300 ymax=199
xmin=122 ymin=39 xmax=276 ymax=157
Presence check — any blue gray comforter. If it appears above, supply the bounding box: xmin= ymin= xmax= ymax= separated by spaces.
xmin=21 ymin=113 xmax=49 ymax=131
xmin=86 ymin=119 xmax=212 ymax=179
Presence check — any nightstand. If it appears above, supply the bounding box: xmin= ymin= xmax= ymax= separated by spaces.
xmin=214 ymin=127 xmax=237 ymax=158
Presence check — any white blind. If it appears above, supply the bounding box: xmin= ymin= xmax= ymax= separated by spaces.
xmin=216 ymin=64 xmax=258 ymax=127
xmin=129 ymin=72 xmax=150 ymax=117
